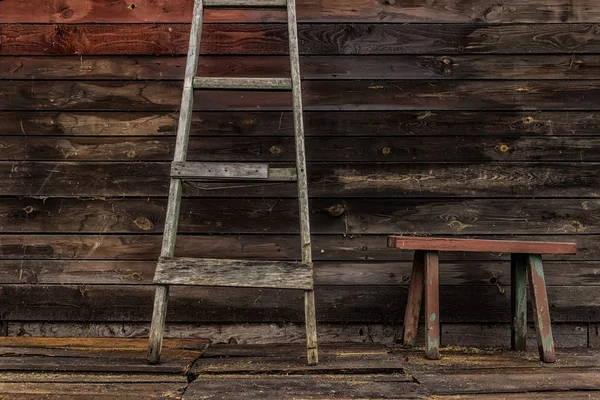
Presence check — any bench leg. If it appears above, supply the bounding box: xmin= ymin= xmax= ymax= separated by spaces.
xmin=526 ymin=254 xmax=556 ymax=363
xmin=511 ymin=253 xmax=527 ymax=351
xmin=424 ymin=250 xmax=440 ymax=360
xmin=403 ymin=250 xmax=425 ymax=347
xmin=147 ymin=285 xmax=169 ymax=364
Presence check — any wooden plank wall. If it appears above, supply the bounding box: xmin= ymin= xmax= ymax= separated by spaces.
xmin=0 ymin=0 xmax=599 ymax=346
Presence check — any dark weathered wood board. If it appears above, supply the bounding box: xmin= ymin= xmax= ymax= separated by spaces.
xmin=4 ymin=80 xmax=600 ymax=111
xmin=3 ymin=197 xmax=598 ymax=235
xmin=1 ymin=234 xmax=598 ymax=261
xmin=191 ymin=343 xmax=406 ymax=374
xmin=2 ymin=162 xmax=600 ymax=198
xmin=0 ymin=337 xmax=205 ymax=373
xmin=3 ymin=55 xmax=600 ymax=80
xmin=415 ymin=370 xmax=600 ymax=395
xmin=2 ymin=136 xmax=600 ymax=162
xmin=1 ymin=259 xmax=599 ymax=287
xmin=441 ymin=324 xmax=589 ymax=348
xmin=184 ymin=374 xmax=426 ymax=399
xmin=3 ymin=0 xmax=599 ymax=23
xmin=2 ymin=111 xmax=599 ymax=137
xmin=3 ymin=24 xmax=600 ymax=55
xmin=0 ymin=284 xmax=597 ymax=323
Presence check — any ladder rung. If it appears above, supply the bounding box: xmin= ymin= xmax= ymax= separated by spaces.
xmin=171 ymin=162 xmax=297 ymax=181
xmin=154 ymin=257 xmax=314 ymax=290
xmin=204 ymin=0 xmax=287 ymax=8
xmin=193 ymin=77 xmax=292 ymax=90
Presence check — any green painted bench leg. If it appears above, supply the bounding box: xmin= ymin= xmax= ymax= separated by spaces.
xmin=424 ymin=250 xmax=440 ymax=360
xmin=511 ymin=253 xmax=527 ymax=351
xmin=526 ymin=254 xmax=556 ymax=363
xmin=403 ymin=250 xmax=425 ymax=347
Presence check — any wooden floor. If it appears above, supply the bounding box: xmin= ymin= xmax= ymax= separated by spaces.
xmin=0 ymin=338 xmax=598 ymax=399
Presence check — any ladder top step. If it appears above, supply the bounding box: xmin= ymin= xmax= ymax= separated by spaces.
xmin=204 ymin=0 xmax=287 ymax=8
xmin=193 ymin=77 xmax=292 ymax=91
xmin=171 ymin=162 xmax=297 ymax=181
xmin=154 ymin=257 xmax=313 ymax=290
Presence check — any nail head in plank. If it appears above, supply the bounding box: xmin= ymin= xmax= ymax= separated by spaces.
xmin=387 ymin=236 xmax=577 ymax=255
xmin=154 ymin=257 xmax=314 ymax=290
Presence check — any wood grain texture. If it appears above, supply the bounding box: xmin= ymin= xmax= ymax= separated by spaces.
xmin=154 ymin=257 xmax=313 ymax=289
xmin=4 ymin=80 xmax=600 ymax=111
xmin=2 ymin=234 xmax=596 ymax=261
xmin=2 ymin=197 xmax=599 ymax=236
xmin=3 ymin=24 xmax=600 ymax=55
xmin=3 ymin=55 xmax=600 ymax=80
xmin=184 ymin=374 xmax=424 ymax=400
xmin=2 ymin=0 xmax=599 ymax=23
xmin=0 ymin=259 xmax=598 ymax=286
xmin=415 ymin=371 xmax=600 ymax=395
xmin=1 ymin=111 xmax=598 ymax=137
xmin=3 ymin=136 xmax=600 ymax=162
xmin=0 ymin=284 xmax=597 ymax=323
xmin=1 ymin=162 xmax=599 ymax=198
xmin=387 ymin=237 xmax=577 ymax=255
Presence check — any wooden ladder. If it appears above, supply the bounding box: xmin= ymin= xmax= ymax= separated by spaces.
xmin=147 ymin=0 xmax=318 ymax=365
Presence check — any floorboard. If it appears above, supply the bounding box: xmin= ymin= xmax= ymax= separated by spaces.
xmin=0 ymin=340 xmax=596 ymax=399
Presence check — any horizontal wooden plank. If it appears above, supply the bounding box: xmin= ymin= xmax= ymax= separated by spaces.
xmin=6 ymin=322 xmax=404 ymax=344
xmin=2 ymin=234 xmax=597 ymax=261
xmin=0 ymin=259 xmax=597 ymax=286
xmin=1 ymin=111 xmax=598 ymax=137
xmin=441 ymin=323 xmax=589 ymax=348
xmin=1 ymin=136 xmax=600 ymax=162
xmin=154 ymin=257 xmax=313 ymax=289
xmin=0 ymin=372 xmax=188 ymax=383
xmin=171 ymin=162 xmax=270 ymax=180
xmin=1 ymin=198 xmax=599 ymax=235
xmin=3 ymin=0 xmax=599 ymax=23
xmin=4 ymin=80 xmax=600 ymax=111
xmin=194 ymin=77 xmax=292 ymax=90
xmin=1 ymin=162 xmax=599 ymax=197
xmin=4 ymin=55 xmax=600 ymax=80
xmin=2 ymin=24 xmax=600 ymax=55
xmin=0 ymin=284 xmax=597 ymax=322
xmin=5 ymin=322 xmax=591 ymax=349
xmin=415 ymin=371 xmax=600 ymax=395
xmin=387 ymin=237 xmax=576 ymax=254
xmin=185 ymin=374 xmax=424 ymax=400
xmin=0 ymin=381 xmax=188 ymax=398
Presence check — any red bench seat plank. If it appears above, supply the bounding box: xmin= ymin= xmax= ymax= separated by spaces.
xmin=387 ymin=236 xmax=576 ymax=255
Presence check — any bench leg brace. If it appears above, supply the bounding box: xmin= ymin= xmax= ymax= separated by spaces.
xmin=511 ymin=253 xmax=528 ymax=351
xmin=424 ymin=250 xmax=440 ymax=360
xmin=403 ymin=250 xmax=425 ymax=346
xmin=527 ymin=254 xmax=556 ymax=363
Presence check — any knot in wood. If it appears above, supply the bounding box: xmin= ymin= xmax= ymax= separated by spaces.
xmin=381 ymin=146 xmax=392 ymax=155
xmin=269 ymin=145 xmax=282 ymax=155
xmin=327 ymin=204 xmax=346 ymax=217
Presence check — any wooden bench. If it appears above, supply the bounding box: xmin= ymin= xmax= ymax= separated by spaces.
xmin=387 ymin=236 xmax=577 ymax=363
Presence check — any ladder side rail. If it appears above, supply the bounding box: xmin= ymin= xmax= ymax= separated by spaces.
xmin=148 ymin=0 xmax=205 ymax=364
xmin=286 ymin=0 xmax=319 ymax=365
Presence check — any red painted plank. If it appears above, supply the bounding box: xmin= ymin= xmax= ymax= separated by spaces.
xmin=2 ymin=0 xmax=599 ymax=23
xmin=387 ymin=236 xmax=577 ymax=255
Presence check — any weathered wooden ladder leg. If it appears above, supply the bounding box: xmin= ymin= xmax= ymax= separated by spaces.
xmin=424 ymin=250 xmax=440 ymax=360
xmin=402 ymin=250 xmax=425 ymax=346
xmin=511 ymin=253 xmax=527 ymax=351
xmin=287 ymin=0 xmax=318 ymax=365
xmin=526 ymin=254 xmax=556 ymax=363
xmin=147 ymin=0 xmax=204 ymax=365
